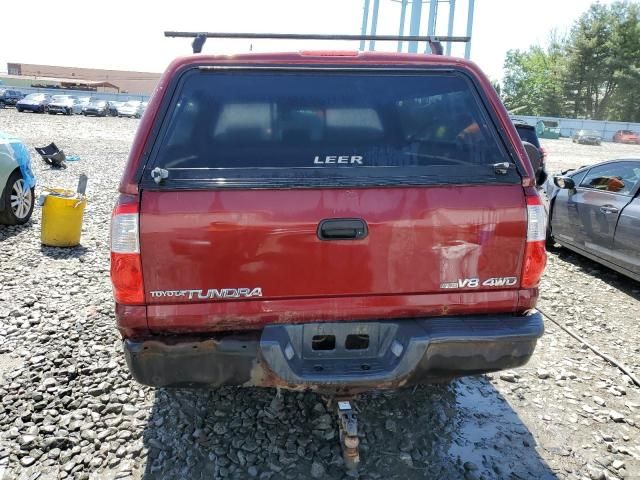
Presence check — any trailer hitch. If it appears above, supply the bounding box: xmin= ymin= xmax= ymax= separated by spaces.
xmin=337 ymin=400 xmax=360 ymax=469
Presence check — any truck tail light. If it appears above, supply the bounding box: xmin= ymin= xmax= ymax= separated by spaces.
xmin=522 ymin=195 xmax=547 ymax=288
xmin=110 ymin=195 xmax=144 ymax=304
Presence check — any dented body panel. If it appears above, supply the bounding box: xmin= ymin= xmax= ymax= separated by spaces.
xmin=140 ymin=185 xmax=528 ymax=311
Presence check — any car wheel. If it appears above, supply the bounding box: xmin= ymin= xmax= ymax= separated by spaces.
xmin=0 ymin=171 xmax=34 ymax=226
xmin=17 ymin=107 xmax=23 ymax=112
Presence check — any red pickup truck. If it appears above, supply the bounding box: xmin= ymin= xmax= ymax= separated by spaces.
xmin=111 ymin=49 xmax=546 ymax=395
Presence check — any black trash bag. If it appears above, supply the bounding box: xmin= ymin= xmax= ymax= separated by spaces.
xmin=35 ymin=143 xmax=67 ymax=169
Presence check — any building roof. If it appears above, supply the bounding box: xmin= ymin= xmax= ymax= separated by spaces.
xmin=0 ymin=73 xmax=120 ymax=91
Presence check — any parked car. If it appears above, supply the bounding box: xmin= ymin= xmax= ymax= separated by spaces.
xmin=573 ymin=129 xmax=602 ymax=145
xmin=536 ymin=119 xmax=561 ymax=139
xmin=117 ymin=100 xmax=143 ymax=118
xmin=613 ymin=130 xmax=640 ymax=145
xmin=0 ymin=131 xmax=36 ymax=225
xmin=47 ymin=95 xmax=77 ymax=115
xmin=112 ymin=50 xmax=546 ymax=406
xmin=108 ymin=101 xmax=124 ymax=117
xmin=73 ymin=97 xmax=91 ymax=115
xmin=544 ymin=159 xmax=640 ymax=281
xmin=16 ymin=93 xmax=51 ymax=113
xmin=0 ymin=89 xmax=24 ymax=108
xmin=82 ymin=100 xmax=109 ymax=117
xmin=512 ymin=119 xmax=548 ymax=186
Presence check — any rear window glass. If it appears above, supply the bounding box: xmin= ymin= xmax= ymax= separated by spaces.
xmin=149 ymin=70 xmax=515 ymax=187
xmin=515 ymin=126 xmax=540 ymax=148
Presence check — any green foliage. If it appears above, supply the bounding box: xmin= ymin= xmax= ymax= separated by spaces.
xmin=501 ymin=1 xmax=640 ymax=121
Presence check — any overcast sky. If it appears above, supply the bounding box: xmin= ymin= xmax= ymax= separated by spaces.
xmin=0 ymin=0 xmax=621 ymax=82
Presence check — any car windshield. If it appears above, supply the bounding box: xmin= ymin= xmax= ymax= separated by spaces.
xmin=582 ymin=130 xmax=600 ymax=136
xmin=25 ymin=94 xmax=44 ymax=100
xmin=92 ymin=101 xmax=106 ymax=106
xmin=51 ymin=96 xmax=70 ymax=102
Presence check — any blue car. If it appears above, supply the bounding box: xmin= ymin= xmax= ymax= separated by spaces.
xmin=16 ymin=93 xmax=52 ymax=113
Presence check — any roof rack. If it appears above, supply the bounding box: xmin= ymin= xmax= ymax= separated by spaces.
xmin=164 ymin=31 xmax=470 ymax=55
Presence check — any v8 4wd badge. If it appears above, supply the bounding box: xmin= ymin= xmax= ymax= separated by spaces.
xmin=440 ymin=277 xmax=517 ymax=289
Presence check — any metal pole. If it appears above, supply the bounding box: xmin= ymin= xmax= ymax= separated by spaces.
xmin=425 ymin=0 xmax=438 ymax=52
xmin=369 ymin=0 xmax=380 ymax=51
xmin=397 ymin=0 xmax=408 ymax=52
xmin=464 ymin=0 xmax=475 ymax=59
xmin=408 ymin=0 xmax=423 ymax=53
xmin=446 ymin=0 xmax=456 ymax=55
xmin=360 ymin=0 xmax=371 ymax=51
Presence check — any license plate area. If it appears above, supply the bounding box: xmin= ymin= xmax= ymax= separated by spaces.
xmin=302 ymin=323 xmax=380 ymax=360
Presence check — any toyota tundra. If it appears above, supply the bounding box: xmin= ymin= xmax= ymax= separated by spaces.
xmin=111 ymin=45 xmax=546 ymax=395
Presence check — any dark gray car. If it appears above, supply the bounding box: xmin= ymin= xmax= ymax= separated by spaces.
xmin=572 ymin=129 xmax=602 ymax=145
xmin=544 ymin=159 xmax=640 ymax=281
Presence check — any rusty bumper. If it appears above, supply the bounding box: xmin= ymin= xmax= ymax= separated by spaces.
xmin=123 ymin=311 xmax=543 ymax=393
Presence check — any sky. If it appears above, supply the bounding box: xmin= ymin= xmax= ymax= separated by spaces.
xmin=0 ymin=0 xmax=623 ymax=82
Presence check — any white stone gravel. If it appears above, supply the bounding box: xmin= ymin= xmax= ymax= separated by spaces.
xmin=0 ymin=109 xmax=639 ymax=479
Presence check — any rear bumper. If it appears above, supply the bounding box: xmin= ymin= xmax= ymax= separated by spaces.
xmin=123 ymin=311 xmax=543 ymax=393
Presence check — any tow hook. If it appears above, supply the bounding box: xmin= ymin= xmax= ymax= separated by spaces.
xmin=336 ymin=399 xmax=360 ymax=469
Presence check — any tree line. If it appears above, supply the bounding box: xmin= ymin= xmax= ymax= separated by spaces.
xmin=501 ymin=1 xmax=640 ymax=122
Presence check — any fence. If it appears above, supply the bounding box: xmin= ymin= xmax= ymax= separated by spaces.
xmin=513 ymin=115 xmax=640 ymax=143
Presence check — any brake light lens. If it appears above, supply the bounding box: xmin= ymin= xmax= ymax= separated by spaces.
xmin=110 ymin=196 xmax=144 ymax=304
xmin=522 ymin=196 xmax=547 ymax=288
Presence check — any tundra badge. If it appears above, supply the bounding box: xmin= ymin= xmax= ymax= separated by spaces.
xmin=150 ymin=288 xmax=263 ymax=299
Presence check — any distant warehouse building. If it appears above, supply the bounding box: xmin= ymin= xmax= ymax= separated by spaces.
xmin=5 ymin=63 xmax=161 ymax=95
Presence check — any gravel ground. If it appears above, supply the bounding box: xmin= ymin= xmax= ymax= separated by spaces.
xmin=0 ymin=109 xmax=639 ymax=480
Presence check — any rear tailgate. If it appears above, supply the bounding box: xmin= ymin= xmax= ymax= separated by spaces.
xmin=138 ymin=67 xmax=527 ymax=332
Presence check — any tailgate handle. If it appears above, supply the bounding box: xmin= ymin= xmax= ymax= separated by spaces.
xmin=318 ymin=218 xmax=368 ymax=240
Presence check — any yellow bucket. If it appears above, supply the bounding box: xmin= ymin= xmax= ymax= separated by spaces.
xmin=41 ymin=189 xmax=87 ymax=247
